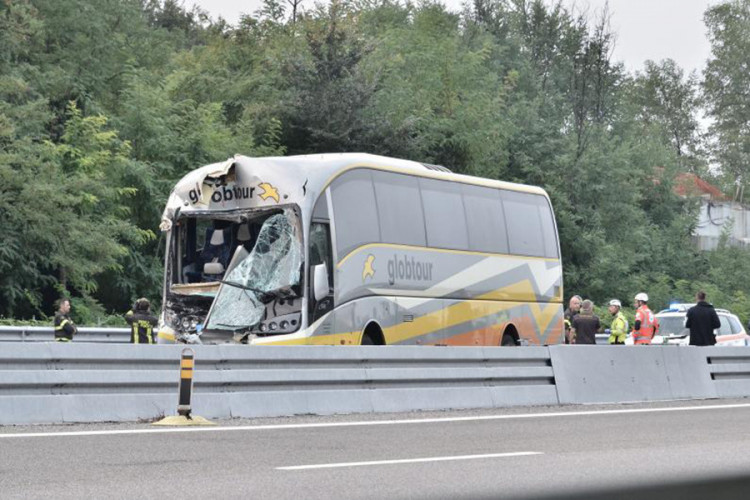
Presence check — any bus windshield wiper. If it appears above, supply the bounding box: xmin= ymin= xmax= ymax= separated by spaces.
xmin=219 ymin=280 xmax=272 ymax=296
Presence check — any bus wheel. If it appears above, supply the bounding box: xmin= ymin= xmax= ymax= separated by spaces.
xmin=361 ymin=322 xmax=384 ymax=345
xmin=501 ymin=327 xmax=519 ymax=347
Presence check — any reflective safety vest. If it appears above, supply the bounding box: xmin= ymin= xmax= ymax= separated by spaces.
xmin=608 ymin=311 xmax=629 ymax=344
xmin=54 ymin=312 xmax=76 ymax=341
xmin=125 ymin=310 xmax=157 ymax=344
xmin=633 ymin=305 xmax=656 ymax=345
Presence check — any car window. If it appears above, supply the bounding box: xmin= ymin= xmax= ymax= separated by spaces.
xmin=717 ymin=314 xmax=739 ymax=335
xmin=727 ymin=315 xmax=743 ymax=334
xmin=657 ymin=316 xmax=688 ymax=336
xmin=660 ymin=312 xmax=742 ymax=336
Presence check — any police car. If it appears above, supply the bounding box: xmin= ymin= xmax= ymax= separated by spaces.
xmin=648 ymin=303 xmax=750 ymax=346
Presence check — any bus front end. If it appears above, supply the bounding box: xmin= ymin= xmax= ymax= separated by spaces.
xmin=158 ymin=156 xmax=310 ymax=345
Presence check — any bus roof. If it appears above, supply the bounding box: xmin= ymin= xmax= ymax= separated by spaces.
xmin=161 ymin=153 xmax=549 ymax=229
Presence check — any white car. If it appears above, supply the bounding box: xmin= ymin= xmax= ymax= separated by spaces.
xmin=646 ymin=303 xmax=750 ymax=346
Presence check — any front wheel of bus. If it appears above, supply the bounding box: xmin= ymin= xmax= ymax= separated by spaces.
xmin=361 ymin=322 xmax=385 ymax=345
xmin=501 ymin=330 xmax=519 ymax=347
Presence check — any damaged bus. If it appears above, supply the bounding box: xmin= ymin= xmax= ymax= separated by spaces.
xmin=157 ymin=153 xmax=563 ymax=346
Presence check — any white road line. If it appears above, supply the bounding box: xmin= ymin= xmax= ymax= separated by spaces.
xmin=2 ymin=402 xmax=750 ymax=439
xmin=276 ymin=451 xmax=543 ymax=470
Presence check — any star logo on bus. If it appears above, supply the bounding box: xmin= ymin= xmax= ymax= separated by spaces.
xmin=362 ymin=255 xmax=376 ymax=282
xmin=258 ymin=182 xmax=280 ymax=203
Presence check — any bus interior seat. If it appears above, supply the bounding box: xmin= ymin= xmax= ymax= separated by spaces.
xmin=202 ymin=261 xmax=225 ymax=280
xmin=236 ymin=223 xmax=252 ymax=245
xmin=198 ymin=226 xmax=233 ymax=281
xmin=235 ymin=222 xmax=259 ymax=252
xmin=182 ymin=262 xmax=198 ymax=283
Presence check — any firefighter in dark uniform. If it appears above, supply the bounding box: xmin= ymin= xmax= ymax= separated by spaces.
xmin=125 ymin=298 xmax=158 ymax=344
xmin=54 ymin=298 xmax=77 ymax=342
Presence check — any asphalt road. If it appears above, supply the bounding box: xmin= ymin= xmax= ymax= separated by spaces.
xmin=2 ymin=399 xmax=750 ymax=500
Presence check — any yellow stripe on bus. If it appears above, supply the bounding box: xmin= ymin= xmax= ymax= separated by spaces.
xmin=256 ymin=332 xmax=358 ymax=346
xmin=257 ymin=280 xmax=561 ymax=347
xmin=480 ymin=279 xmax=561 ymax=333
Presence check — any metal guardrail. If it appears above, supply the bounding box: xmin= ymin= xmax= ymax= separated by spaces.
xmin=0 ymin=325 xmax=130 ymax=343
xmin=0 ymin=329 xmax=666 ymax=345
xmin=1 ymin=343 xmax=750 ymax=425
xmin=0 ymin=344 xmax=558 ymax=425
xmin=0 ymin=328 xmax=624 ymax=345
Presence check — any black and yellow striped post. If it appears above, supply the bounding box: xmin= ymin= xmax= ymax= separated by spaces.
xmin=153 ymin=348 xmax=214 ymax=426
xmin=177 ymin=348 xmax=195 ymax=417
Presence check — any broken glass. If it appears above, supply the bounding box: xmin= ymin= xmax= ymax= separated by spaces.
xmin=204 ymin=209 xmax=302 ymax=331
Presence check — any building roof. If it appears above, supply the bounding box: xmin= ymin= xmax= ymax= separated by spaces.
xmin=674 ymin=172 xmax=724 ymax=200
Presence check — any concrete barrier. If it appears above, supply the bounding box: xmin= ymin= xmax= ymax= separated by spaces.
xmin=550 ymin=345 xmax=717 ymax=404
xmin=704 ymin=347 xmax=750 ymax=398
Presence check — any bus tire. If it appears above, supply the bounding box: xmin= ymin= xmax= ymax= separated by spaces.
xmin=361 ymin=322 xmax=385 ymax=345
xmin=501 ymin=326 xmax=519 ymax=347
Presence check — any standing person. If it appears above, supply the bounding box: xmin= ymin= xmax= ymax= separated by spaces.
xmin=607 ymin=299 xmax=629 ymax=345
xmin=571 ymin=299 xmax=601 ymax=344
xmin=53 ymin=298 xmax=77 ymax=342
xmin=564 ymin=295 xmax=582 ymax=344
xmin=685 ymin=291 xmax=721 ymax=346
xmin=125 ymin=298 xmax=158 ymax=344
xmin=632 ymin=292 xmax=656 ymax=345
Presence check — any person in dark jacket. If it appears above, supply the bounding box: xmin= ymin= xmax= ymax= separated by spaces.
xmin=125 ymin=298 xmax=158 ymax=344
xmin=53 ymin=298 xmax=77 ymax=342
xmin=685 ymin=291 xmax=721 ymax=346
xmin=571 ymin=299 xmax=601 ymax=344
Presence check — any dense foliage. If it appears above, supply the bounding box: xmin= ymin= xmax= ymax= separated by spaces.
xmin=1 ymin=0 xmax=749 ymax=325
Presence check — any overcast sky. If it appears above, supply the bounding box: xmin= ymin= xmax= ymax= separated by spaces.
xmin=190 ymin=0 xmax=720 ymax=75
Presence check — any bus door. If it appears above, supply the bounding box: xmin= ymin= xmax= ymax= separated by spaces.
xmin=309 ymin=222 xmax=334 ymax=324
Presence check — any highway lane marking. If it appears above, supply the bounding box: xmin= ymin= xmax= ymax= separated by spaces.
xmin=276 ymin=452 xmax=543 ymax=470
xmin=2 ymin=402 xmax=750 ymax=439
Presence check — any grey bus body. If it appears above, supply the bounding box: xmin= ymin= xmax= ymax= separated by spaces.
xmin=158 ymin=153 xmax=564 ymax=346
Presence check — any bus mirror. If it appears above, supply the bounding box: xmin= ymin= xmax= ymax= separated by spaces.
xmin=313 ymin=264 xmax=329 ymax=302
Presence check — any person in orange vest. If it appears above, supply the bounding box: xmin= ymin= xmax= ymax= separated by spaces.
xmin=632 ymin=292 xmax=657 ymax=345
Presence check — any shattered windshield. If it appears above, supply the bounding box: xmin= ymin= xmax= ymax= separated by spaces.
xmin=205 ymin=208 xmax=302 ymax=331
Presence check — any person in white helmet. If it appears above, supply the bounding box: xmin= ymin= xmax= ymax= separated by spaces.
xmin=607 ymin=299 xmax=628 ymax=344
xmin=632 ymin=293 xmax=657 ymax=345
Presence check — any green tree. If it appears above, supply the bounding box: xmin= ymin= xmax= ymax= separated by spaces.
xmin=632 ymin=59 xmax=704 ymax=172
xmin=703 ymin=0 xmax=750 ymax=199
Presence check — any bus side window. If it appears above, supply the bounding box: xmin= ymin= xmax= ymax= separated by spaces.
xmin=309 ymin=222 xmax=334 ymax=320
xmin=501 ymin=191 xmax=554 ymax=258
xmin=330 ymin=169 xmax=380 ymax=260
